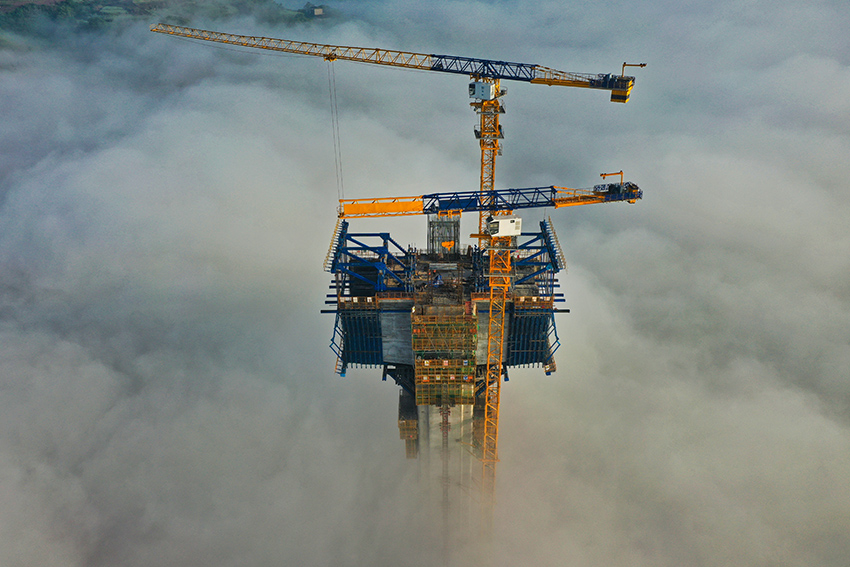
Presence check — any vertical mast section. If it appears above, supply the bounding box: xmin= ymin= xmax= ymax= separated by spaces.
xmin=481 ymin=235 xmax=511 ymax=532
xmin=471 ymin=77 xmax=512 ymax=535
xmin=471 ymin=78 xmax=506 ymax=238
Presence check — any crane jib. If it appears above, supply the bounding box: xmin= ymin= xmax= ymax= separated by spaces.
xmin=420 ymin=184 xmax=642 ymax=215
xmin=429 ymin=55 xmax=537 ymax=82
xmin=424 ymin=186 xmax=558 ymax=214
xmin=422 ymin=182 xmax=643 ymax=214
xmin=332 ymin=183 xmax=643 ymax=217
xmin=149 ymin=24 xmax=637 ymax=93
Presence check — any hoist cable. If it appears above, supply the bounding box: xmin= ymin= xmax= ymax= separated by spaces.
xmin=327 ymin=60 xmax=344 ymax=200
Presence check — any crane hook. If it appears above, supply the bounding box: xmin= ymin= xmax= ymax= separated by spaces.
xmin=621 ymin=62 xmax=647 ymax=76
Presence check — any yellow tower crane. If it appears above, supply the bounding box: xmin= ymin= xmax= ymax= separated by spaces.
xmin=333 ymin=179 xmax=642 ymax=531
xmin=150 ymin=22 xmax=643 ymax=537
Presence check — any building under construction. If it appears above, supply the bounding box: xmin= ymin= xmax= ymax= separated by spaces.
xmin=327 ymin=214 xmax=566 ymax=429
xmin=149 ymin=21 xmax=644 ymax=545
xmin=322 ymin=178 xmax=641 ymax=537
xmin=322 ymin=211 xmax=568 ymax=532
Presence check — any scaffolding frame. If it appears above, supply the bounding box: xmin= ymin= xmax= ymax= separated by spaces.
xmin=412 ymin=315 xmax=477 ymax=359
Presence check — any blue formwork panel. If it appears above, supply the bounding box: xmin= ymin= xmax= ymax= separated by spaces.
xmin=338 ymin=310 xmax=384 ymax=366
xmin=506 ymin=309 xmax=558 ymax=367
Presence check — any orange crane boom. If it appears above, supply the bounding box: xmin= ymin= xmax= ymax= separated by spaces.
xmin=337 ymin=182 xmax=642 ymax=218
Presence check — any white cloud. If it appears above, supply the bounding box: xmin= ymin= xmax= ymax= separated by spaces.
xmin=1 ymin=1 xmax=848 ymax=565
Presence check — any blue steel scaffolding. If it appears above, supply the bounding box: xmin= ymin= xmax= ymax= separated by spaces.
xmin=324 ymin=218 xmax=567 ymax=379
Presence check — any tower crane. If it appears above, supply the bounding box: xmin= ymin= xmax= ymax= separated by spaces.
xmin=328 ymin=179 xmax=641 ymax=530
xmin=151 ymin=23 xmax=643 ymax=538
xmin=336 ymin=181 xmax=642 ymax=219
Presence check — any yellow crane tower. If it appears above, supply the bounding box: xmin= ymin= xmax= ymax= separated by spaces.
xmin=150 ymin=22 xmax=644 ymax=538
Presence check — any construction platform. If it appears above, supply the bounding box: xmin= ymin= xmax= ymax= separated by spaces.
xmin=323 ymin=214 xmax=567 ymax=460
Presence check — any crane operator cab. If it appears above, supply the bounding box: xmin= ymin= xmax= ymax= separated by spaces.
xmin=487 ymin=216 xmax=522 ymax=237
xmin=469 ymin=81 xmax=496 ymax=100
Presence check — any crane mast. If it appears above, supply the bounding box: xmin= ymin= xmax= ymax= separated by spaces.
xmin=471 ymin=77 xmax=505 ymax=236
xmin=473 ymin=81 xmax=506 ymax=517
xmin=151 ymin=22 xmax=643 ymax=545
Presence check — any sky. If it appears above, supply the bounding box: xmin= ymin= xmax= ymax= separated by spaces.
xmin=1 ymin=1 xmax=849 ymax=566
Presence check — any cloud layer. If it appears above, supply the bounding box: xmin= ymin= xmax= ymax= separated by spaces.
xmin=1 ymin=2 xmax=848 ymax=566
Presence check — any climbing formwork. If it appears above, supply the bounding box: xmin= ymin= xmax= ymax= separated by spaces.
xmin=412 ymin=299 xmax=477 ymax=406
xmin=324 ymin=218 xmax=568 ymax=446
xmin=413 ymin=359 xmax=476 ymax=406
